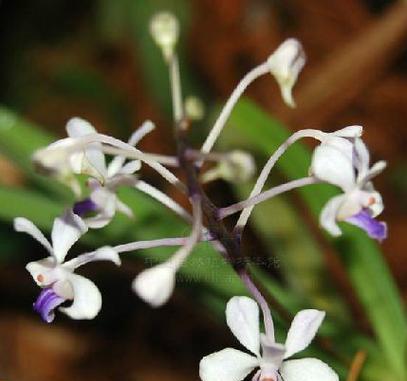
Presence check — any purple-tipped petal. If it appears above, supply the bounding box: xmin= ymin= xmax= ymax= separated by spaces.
xmin=73 ymin=198 xmax=98 ymax=216
xmin=346 ymin=209 xmax=387 ymax=242
xmin=33 ymin=288 xmax=65 ymax=323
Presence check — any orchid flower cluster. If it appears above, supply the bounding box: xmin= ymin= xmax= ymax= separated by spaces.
xmin=14 ymin=11 xmax=388 ymax=381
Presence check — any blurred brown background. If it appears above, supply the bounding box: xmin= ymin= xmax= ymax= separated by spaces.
xmin=0 ymin=0 xmax=406 ymax=380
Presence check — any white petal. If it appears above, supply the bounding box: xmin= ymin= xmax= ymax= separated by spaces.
xmin=128 ymin=120 xmax=155 ymax=146
xmin=85 ymin=214 xmax=114 ymax=229
xmin=52 ymin=278 xmax=74 ymax=300
xmin=280 ymin=358 xmax=338 ymax=381
xmin=107 ymin=155 xmax=126 ymax=177
xmin=32 ymin=138 xmax=75 ymax=175
xmin=323 ymin=137 xmax=354 ymax=162
xmin=267 ymin=39 xmax=306 ymax=108
xmin=66 ymin=117 xmax=107 ymax=178
xmin=83 ymin=145 xmax=107 ymax=179
xmin=26 ymin=257 xmax=57 ymax=286
xmin=311 ymin=142 xmax=355 ymax=191
xmin=353 ymin=138 xmax=370 ymax=180
xmin=106 ymin=120 xmax=154 ymax=176
xmin=66 ymin=117 xmax=97 ymax=137
xmin=63 ymin=246 xmax=121 ymax=270
xmin=284 ymin=310 xmax=325 ymax=358
xmin=116 ymin=199 xmax=134 ymax=218
xmin=119 ymin=160 xmax=142 ymax=175
xmin=363 ymin=160 xmax=386 ymax=184
xmin=336 ymin=189 xmax=369 ymax=220
xmin=319 ymin=195 xmax=346 ymax=237
xmin=89 ymin=184 xmax=111 ymax=205
xmin=261 ymin=334 xmax=286 ymax=369
xmin=85 ymin=188 xmax=117 ymax=229
xmin=14 ymin=217 xmax=52 ymax=254
xmin=132 ymin=263 xmax=176 ymax=308
xmin=106 ymin=174 xmax=138 ymax=190
xmin=58 ymin=273 xmax=102 ymax=320
xmin=226 ymin=296 xmax=261 ymax=356
xmin=366 ymin=191 xmax=384 ymax=217
xmin=199 ymin=348 xmax=259 ymax=381
xmin=69 ymin=151 xmax=86 ymax=174
xmin=331 ymin=125 xmax=363 ymax=138
xmin=51 ymin=210 xmax=88 ymax=263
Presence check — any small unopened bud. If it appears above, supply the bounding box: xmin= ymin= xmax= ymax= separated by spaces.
xmin=201 ymin=150 xmax=256 ymax=184
xmin=267 ymin=38 xmax=306 ymax=108
xmin=150 ymin=11 xmax=179 ymax=61
xmin=185 ymin=96 xmax=205 ymax=121
xmin=132 ymin=263 xmax=176 ymax=308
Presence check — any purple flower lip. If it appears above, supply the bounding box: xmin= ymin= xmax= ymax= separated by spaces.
xmin=346 ymin=209 xmax=387 ymax=242
xmin=33 ymin=288 xmax=65 ymax=323
xmin=73 ymin=198 xmax=98 ymax=216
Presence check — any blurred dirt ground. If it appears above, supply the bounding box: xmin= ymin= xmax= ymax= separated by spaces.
xmin=0 ymin=0 xmax=406 ymax=380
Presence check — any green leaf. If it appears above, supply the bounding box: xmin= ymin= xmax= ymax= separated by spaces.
xmin=0 ymin=186 xmax=63 ymax=229
xmin=0 ymin=106 xmax=72 ymax=200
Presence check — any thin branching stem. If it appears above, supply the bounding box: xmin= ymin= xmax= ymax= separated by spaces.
xmin=219 ymin=176 xmax=319 ymax=220
xmin=200 ymin=62 xmax=270 ymax=158
xmin=235 ymin=129 xmax=325 ymax=232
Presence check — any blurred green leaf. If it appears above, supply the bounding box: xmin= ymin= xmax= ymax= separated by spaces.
xmin=0 ymin=106 xmax=72 ymax=200
xmin=52 ymin=66 xmax=132 ymax=136
xmin=0 ymin=186 xmax=63 ymax=229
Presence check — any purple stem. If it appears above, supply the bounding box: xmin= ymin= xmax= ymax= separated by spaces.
xmin=240 ymin=270 xmax=275 ymax=341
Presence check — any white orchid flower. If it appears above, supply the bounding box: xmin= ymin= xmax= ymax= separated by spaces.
xmin=310 ymin=130 xmax=387 ymax=241
xmin=33 ymin=117 xmax=155 ymax=228
xmin=67 ymin=118 xmax=155 ymax=228
xmin=32 ymin=118 xmax=109 ymax=195
xmin=14 ymin=210 xmax=121 ymax=322
xmin=200 ymin=296 xmax=337 ymax=381
xmin=267 ymin=39 xmax=306 ymax=107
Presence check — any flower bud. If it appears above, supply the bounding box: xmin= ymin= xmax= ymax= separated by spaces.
xmin=267 ymin=39 xmax=306 ymax=108
xmin=185 ymin=96 xmax=205 ymax=121
xmin=150 ymin=11 xmax=179 ymax=61
xmin=202 ymin=150 xmax=256 ymax=184
xmin=132 ymin=263 xmax=176 ymax=308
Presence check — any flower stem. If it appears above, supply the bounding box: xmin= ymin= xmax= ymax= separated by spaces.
xmin=114 ymin=236 xmax=201 ymax=254
xmin=168 ymin=195 xmax=203 ymax=269
xmin=102 ymin=146 xmax=178 ymax=166
xmin=200 ymin=62 xmax=270 ymax=158
xmin=135 ymin=180 xmax=192 ymax=222
xmin=219 ymin=176 xmax=319 ymax=220
xmin=235 ymin=129 xmax=325 ymax=232
xmin=65 ymin=235 xmax=211 ymax=270
xmin=169 ymin=55 xmax=184 ymax=123
xmin=239 ymin=270 xmax=275 ymax=340
xmin=70 ymin=133 xmax=185 ymax=191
